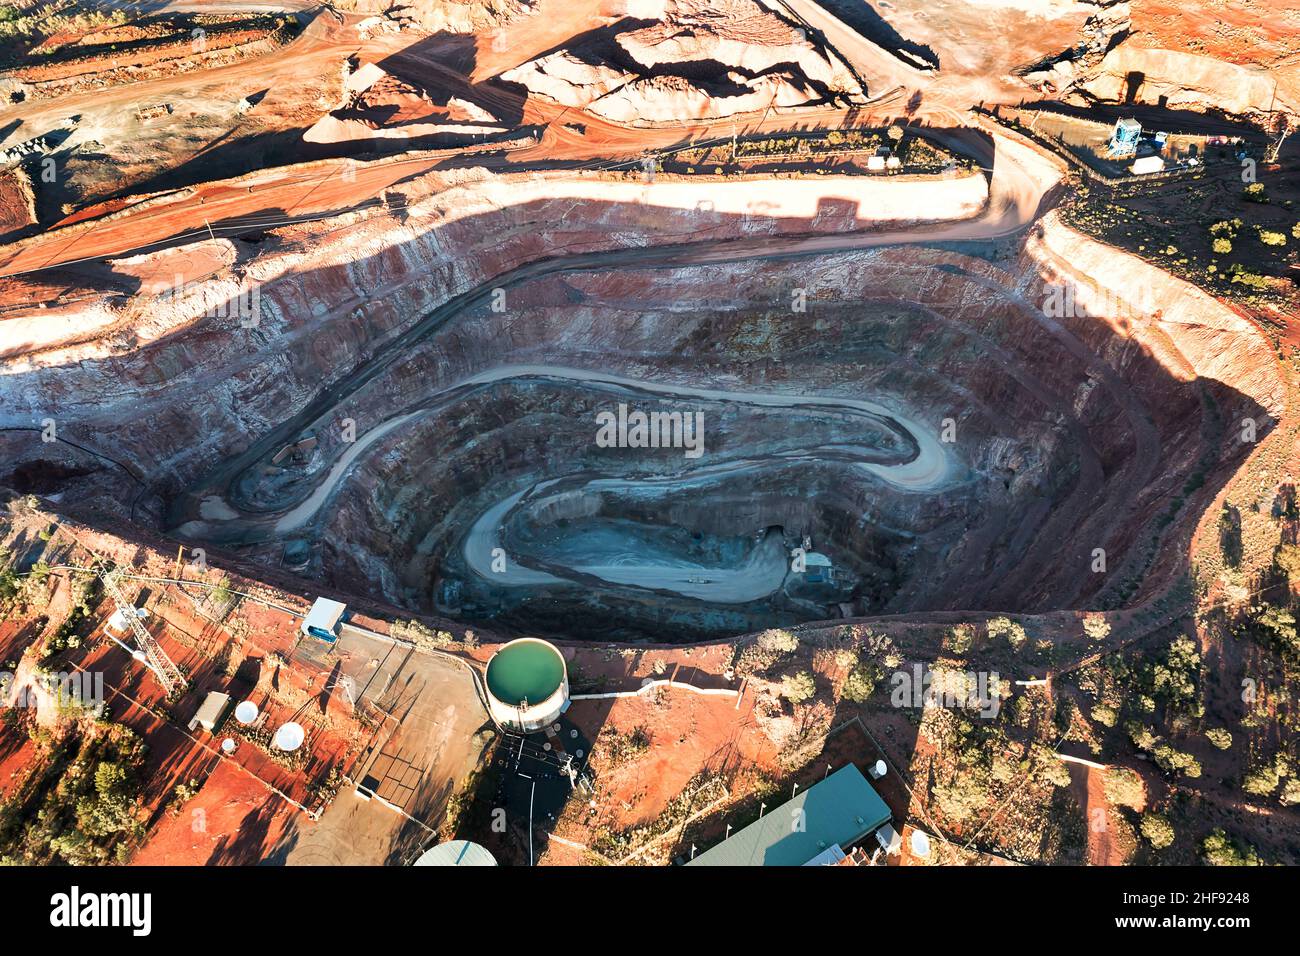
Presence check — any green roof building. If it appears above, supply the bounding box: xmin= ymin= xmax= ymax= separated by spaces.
xmin=687 ymin=763 xmax=891 ymax=866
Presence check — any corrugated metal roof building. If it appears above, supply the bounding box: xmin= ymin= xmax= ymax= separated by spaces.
xmin=687 ymin=763 xmax=891 ymax=866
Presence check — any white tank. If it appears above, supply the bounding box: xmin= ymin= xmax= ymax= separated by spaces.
xmin=484 ymin=638 xmax=570 ymax=732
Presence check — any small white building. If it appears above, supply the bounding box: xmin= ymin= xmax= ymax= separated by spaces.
xmin=1129 ymin=155 xmax=1165 ymax=175
xmin=189 ymin=691 xmax=231 ymax=733
xmin=866 ymin=155 xmax=886 ymax=172
xmin=302 ymin=597 xmax=347 ymax=642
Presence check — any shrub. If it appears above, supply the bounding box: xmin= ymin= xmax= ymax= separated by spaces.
xmin=756 ymin=629 xmax=799 ymax=654
xmin=1228 ymin=266 xmax=1272 ymax=291
xmin=391 ymin=619 xmax=453 ymax=648
xmin=1212 ymin=237 xmax=1232 ymax=254
xmin=1201 ymin=828 xmax=1260 ymax=866
xmin=1242 ymin=183 xmax=1267 ymax=203
xmin=1258 ymin=228 xmax=1287 ymax=246
xmin=1140 ymin=813 xmax=1175 ymax=849
xmin=1104 ymin=767 xmax=1145 ymax=809
xmin=1082 ymin=612 xmax=1111 ymax=640
xmin=841 ymin=662 xmax=880 ymax=703
xmin=211 ymin=578 xmax=232 ymax=607
xmin=781 ymin=670 xmax=816 ymax=703
xmin=986 ymin=616 xmax=1027 ymax=649
xmin=1204 ymin=728 xmax=1233 ymax=750
xmin=1091 ymin=703 xmax=1117 ymax=727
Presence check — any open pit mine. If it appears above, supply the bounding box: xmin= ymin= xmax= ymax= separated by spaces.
xmin=0 ymin=0 xmax=1297 ymax=885
xmin=1 ymin=163 xmax=1280 ymax=643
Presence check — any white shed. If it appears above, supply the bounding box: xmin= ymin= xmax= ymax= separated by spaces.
xmin=302 ymin=598 xmax=347 ymax=642
xmin=1129 ymin=155 xmax=1165 ymax=175
xmin=189 ymin=691 xmax=231 ymax=733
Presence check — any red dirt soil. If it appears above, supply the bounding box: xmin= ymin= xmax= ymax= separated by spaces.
xmin=131 ymin=758 xmax=296 ymax=866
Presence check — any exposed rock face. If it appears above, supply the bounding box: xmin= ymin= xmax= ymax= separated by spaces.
xmin=506 ymin=51 xmax=636 ymax=108
xmin=333 ymin=0 xmax=536 ymax=34
xmin=587 ymin=72 xmax=822 ymax=124
xmin=615 ymin=0 xmax=857 ymax=92
xmin=306 ymin=62 xmax=505 ymax=144
xmin=1073 ymin=45 xmax=1295 ymax=119
xmin=500 ymin=0 xmax=864 ymax=124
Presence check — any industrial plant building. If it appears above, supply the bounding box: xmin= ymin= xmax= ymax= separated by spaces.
xmin=687 ymin=763 xmax=892 ymax=866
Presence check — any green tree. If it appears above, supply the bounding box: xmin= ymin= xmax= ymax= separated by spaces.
xmin=1082 ymin=612 xmax=1111 ymax=640
xmin=945 ymin=623 xmax=974 ymax=654
xmin=841 ymin=662 xmax=879 ymax=703
xmin=1201 ymin=828 xmax=1260 ymax=866
xmin=1104 ymin=767 xmax=1145 ymax=809
xmin=781 ymin=670 xmax=816 ymax=703
xmin=1152 ymin=744 xmax=1201 ymax=778
xmin=1204 ymin=727 xmax=1233 ymax=750
xmin=1140 ymin=813 xmax=1175 ymax=849
xmin=0 ymin=565 xmax=17 ymax=603
xmin=1276 ymin=543 xmax=1300 ymax=582
xmin=1091 ymin=703 xmax=1117 ymax=727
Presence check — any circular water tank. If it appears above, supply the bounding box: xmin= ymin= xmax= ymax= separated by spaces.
xmin=485 ymin=638 xmax=569 ymax=733
xmin=234 ymin=700 xmax=259 ymax=725
xmin=910 ymin=829 xmax=932 ymax=859
xmin=413 ymin=840 xmax=497 ymax=867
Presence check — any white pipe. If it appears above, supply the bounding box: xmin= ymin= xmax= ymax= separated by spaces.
xmin=571 ymin=678 xmax=739 ymax=701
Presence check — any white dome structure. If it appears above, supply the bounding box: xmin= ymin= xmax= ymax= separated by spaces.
xmin=413 ymin=840 xmax=497 ymax=867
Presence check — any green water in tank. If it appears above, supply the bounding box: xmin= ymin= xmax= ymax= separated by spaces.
xmin=486 ymin=641 xmax=564 ymax=706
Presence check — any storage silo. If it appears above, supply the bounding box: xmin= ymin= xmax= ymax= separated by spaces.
xmin=484 ymin=638 xmax=569 ymax=732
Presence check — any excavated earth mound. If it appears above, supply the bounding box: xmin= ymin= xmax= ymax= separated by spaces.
xmin=501 ymin=0 xmax=864 ymax=124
